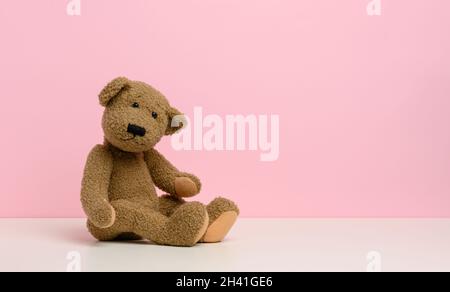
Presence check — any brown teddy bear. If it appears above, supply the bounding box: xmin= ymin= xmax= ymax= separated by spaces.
xmin=81 ymin=77 xmax=239 ymax=247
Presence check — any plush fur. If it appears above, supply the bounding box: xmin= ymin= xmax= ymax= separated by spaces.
xmin=81 ymin=77 xmax=239 ymax=247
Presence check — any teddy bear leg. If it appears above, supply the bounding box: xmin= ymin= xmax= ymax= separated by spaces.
xmin=158 ymin=194 xmax=185 ymax=217
xmin=163 ymin=202 xmax=209 ymax=246
xmin=111 ymin=199 xmax=209 ymax=247
xmin=201 ymin=197 xmax=239 ymax=243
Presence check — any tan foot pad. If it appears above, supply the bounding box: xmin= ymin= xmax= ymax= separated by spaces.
xmin=202 ymin=211 xmax=238 ymax=243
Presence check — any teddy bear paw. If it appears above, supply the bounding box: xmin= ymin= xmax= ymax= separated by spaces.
xmin=89 ymin=202 xmax=116 ymax=229
xmin=174 ymin=177 xmax=199 ymax=198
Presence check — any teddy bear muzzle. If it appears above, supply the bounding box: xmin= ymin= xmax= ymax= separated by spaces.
xmin=127 ymin=124 xmax=147 ymax=137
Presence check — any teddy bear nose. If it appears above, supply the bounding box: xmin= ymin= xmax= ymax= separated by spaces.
xmin=127 ymin=124 xmax=146 ymax=137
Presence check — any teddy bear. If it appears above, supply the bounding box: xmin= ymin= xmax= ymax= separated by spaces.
xmin=80 ymin=77 xmax=239 ymax=247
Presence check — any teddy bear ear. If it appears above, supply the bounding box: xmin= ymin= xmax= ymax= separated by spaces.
xmin=166 ymin=107 xmax=186 ymax=135
xmin=99 ymin=77 xmax=130 ymax=107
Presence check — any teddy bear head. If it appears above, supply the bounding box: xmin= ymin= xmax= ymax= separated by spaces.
xmin=99 ymin=77 xmax=184 ymax=153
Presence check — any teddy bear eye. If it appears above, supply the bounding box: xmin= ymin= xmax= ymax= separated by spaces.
xmin=132 ymin=102 xmax=140 ymax=108
xmin=152 ymin=112 xmax=158 ymax=119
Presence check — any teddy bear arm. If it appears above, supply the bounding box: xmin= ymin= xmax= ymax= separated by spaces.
xmin=144 ymin=149 xmax=201 ymax=197
xmin=81 ymin=145 xmax=115 ymax=227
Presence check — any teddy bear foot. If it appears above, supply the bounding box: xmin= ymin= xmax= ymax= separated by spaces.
xmin=200 ymin=197 xmax=239 ymax=243
xmin=202 ymin=211 xmax=238 ymax=243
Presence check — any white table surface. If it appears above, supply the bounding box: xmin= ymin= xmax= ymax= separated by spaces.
xmin=1 ymin=218 xmax=449 ymax=272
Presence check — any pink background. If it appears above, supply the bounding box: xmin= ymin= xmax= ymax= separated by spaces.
xmin=1 ymin=0 xmax=449 ymax=218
